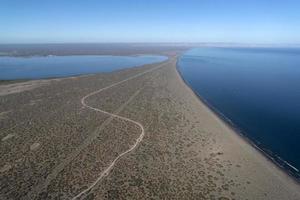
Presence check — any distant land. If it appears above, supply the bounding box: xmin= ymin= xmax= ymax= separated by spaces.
xmin=1 ymin=43 xmax=300 ymax=57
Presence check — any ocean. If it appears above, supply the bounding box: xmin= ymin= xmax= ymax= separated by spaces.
xmin=178 ymin=47 xmax=300 ymax=179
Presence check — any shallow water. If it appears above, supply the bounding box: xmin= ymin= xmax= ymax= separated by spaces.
xmin=0 ymin=55 xmax=167 ymax=80
xmin=178 ymin=47 xmax=300 ymax=179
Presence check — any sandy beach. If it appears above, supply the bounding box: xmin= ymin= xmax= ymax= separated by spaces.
xmin=1 ymin=52 xmax=300 ymax=200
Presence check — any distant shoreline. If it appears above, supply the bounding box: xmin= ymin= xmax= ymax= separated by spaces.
xmin=0 ymin=43 xmax=189 ymax=57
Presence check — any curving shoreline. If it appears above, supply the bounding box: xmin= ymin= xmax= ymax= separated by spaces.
xmin=173 ymin=55 xmax=300 ymax=196
xmin=175 ymin=55 xmax=300 ymax=183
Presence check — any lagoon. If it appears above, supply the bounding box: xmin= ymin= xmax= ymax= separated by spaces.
xmin=0 ymin=55 xmax=167 ymax=80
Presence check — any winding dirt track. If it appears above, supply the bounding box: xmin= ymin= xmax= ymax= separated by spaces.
xmin=72 ymin=59 xmax=171 ymax=199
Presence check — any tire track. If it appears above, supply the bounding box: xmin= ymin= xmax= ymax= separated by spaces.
xmin=71 ymin=60 xmax=170 ymax=199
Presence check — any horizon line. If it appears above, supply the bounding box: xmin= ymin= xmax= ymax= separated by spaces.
xmin=1 ymin=42 xmax=300 ymax=48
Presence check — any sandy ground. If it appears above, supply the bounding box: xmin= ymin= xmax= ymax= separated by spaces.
xmin=0 ymin=53 xmax=300 ymax=200
xmin=0 ymin=80 xmax=54 ymax=96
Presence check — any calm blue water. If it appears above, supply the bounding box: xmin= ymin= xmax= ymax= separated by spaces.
xmin=0 ymin=55 xmax=167 ymax=80
xmin=178 ymin=47 xmax=300 ymax=179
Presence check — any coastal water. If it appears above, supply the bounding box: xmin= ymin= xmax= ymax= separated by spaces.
xmin=0 ymin=55 xmax=167 ymax=80
xmin=178 ymin=47 xmax=300 ymax=179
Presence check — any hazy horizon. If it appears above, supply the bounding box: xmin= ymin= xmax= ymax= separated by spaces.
xmin=1 ymin=42 xmax=300 ymax=48
xmin=1 ymin=0 xmax=300 ymax=44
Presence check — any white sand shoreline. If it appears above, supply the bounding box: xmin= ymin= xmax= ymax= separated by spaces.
xmin=174 ymin=57 xmax=300 ymax=198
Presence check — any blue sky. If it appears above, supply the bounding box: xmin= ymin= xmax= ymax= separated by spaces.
xmin=0 ymin=0 xmax=299 ymax=44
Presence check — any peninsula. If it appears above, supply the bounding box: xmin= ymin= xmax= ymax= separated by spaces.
xmin=1 ymin=49 xmax=300 ymax=200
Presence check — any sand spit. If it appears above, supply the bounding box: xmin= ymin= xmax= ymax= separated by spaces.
xmin=0 ymin=53 xmax=299 ymax=200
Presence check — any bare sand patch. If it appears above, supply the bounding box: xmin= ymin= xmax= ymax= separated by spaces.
xmin=0 ymin=110 xmax=12 ymax=119
xmin=1 ymin=133 xmax=15 ymax=141
xmin=0 ymin=80 xmax=52 ymax=96
xmin=0 ymin=164 xmax=12 ymax=173
xmin=30 ymin=142 xmax=40 ymax=151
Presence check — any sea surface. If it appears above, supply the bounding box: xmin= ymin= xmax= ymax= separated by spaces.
xmin=178 ymin=47 xmax=300 ymax=179
xmin=0 ymin=55 xmax=167 ymax=80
